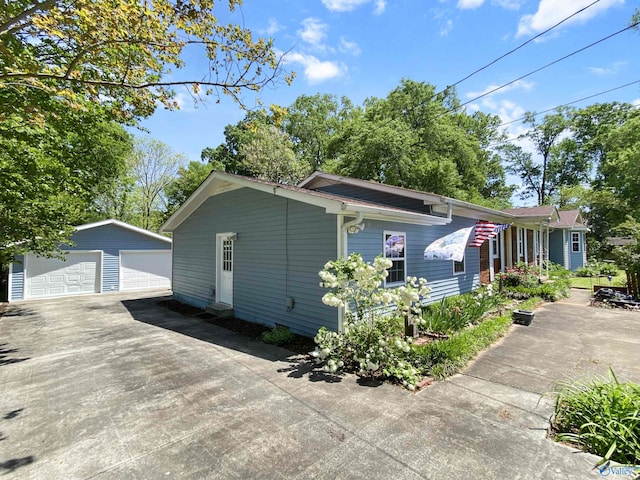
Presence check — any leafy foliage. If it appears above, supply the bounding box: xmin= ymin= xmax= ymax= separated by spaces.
xmin=0 ymin=104 xmax=133 ymax=263
xmin=499 ymin=263 xmax=570 ymax=301
xmin=552 ymin=370 xmax=640 ymax=464
xmin=1 ymin=0 xmax=292 ymax=123
xmin=574 ymin=261 xmax=619 ymax=278
xmin=422 ymin=284 xmax=501 ymax=336
xmin=413 ymin=313 xmax=514 ymax=380
xmin=261 ymin=326 xmax=294 ymax=347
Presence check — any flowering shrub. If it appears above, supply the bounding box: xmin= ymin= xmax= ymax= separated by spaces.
xmin=313 ymin=254 xmax=430 ymax=389
xmin=499 ymin=263 xmax=539 ymax=288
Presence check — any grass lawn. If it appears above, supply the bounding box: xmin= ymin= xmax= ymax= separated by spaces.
xmin=570 ymin=270 xmax=627 ymax=289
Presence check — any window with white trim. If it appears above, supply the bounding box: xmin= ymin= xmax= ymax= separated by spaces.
xmin=517 ymin=227 xmax=524 ymax=259
xmin=453 ymin=258 xmax=465 ymax=275
xmin=572 ymin=232 xmax=581 ymax=252
xmin=384 ymin=231 xmax=406 ymax=285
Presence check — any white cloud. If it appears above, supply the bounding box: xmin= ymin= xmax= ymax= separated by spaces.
xmin=173 ymin=92 xmax=197 ymax=112
xmin=283 ymin=52 xmax=345 ymax=83
xmin=374 ymin=0 xmax=386 ymax=14
xmin=322 ymin=0 xmax=386 ymax=15
xmin=457 ymin=0 xmax=484 ymax=9
xmin=587 ymin=61 xmax=625 ymax=76
xmin=465 ymin=79 xmax=535 ymax=99
xmin=339 ymin=37 xmax=361 ymax=56
xmin=493 ymin=0 xmax=525 ymax=9
xmin=440 ymin=19 xmax=453 ymax=36
xmin=298 ymin=18 xmax=328 ymax=48
xmin=261 ymin=18 xmax=283 ymax=36
xmin=632 ymin=98 xmax=640 ymax=107
xmin=517 ymin=0 xmax=624 ymax=37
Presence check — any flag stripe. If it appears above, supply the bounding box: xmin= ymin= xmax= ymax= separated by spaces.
xmin=469 ymin=222 xmax=510 ymax=247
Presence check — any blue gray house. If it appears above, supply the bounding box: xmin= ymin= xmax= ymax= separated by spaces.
xmin=499 ymin=206 xmax=588 ymax=273
xmin=8 ymin=219 xmax=172 ymax=301
xmin=549 ymin=209 xmax=589 ymax=271
xmin=161 ymin=171 xmax=517 ymax=336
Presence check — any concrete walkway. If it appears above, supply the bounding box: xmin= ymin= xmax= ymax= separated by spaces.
xmin=1 ymin=289 xmax=638 ymax=479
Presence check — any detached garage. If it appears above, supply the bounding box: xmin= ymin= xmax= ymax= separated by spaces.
xmin=8 ymin=219 xmax=172 ymax=301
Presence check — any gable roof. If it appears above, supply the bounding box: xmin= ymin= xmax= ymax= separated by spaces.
xmin=553 ymin=209 xmax=589 ymax=230
xmin=161 ymin=171 xmax=452 ymax=233
xmin=75 ymin=219 xmax=171 ymax=243
xmin=500 ymin=206 xmax=560 ymax=227
xmin=299 ymin=171 xmax=516 ymax=223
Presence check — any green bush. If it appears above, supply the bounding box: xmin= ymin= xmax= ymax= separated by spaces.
xmin=261 ymin=325 xmax=294 ymax=346
xmin=413 ymin=313 xmax=514 ymax=379
xmin=500 ymin=263 xmax=540 ymax=288
xmin=314 ymin=316 xmax=420 ymax=388
xmin=574 ymin=265 xmax=598 ymax=277
xmin=422 ymin=284 xmax=503 ymax=336
xmin=574 ymin=261 xmax=619 ymax=277
xmin=552 ymin=370 xmax=640 ymax=464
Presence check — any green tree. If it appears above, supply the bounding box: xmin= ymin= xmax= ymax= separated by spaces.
xmin=0 ymin=107 xmax=132 ymax=263
xmin=129 ymin=138 xmax=185 ymax=230
xmin=330 ymin=79 xmax=510 ymax=202
xmin=284 ymin=93 xmax=355 ymax=171
xmin=164 ymin=161 xmax=215 ymax=218
xmin=1 ymin=0 xmax=291 ymax=260
xmin=1 ymin=0 xmax=292 ymax=123
xmin=239 ymin=123 xmax=310 ymax=184
xmin=505 ymin=108 xmax=581 ymax=205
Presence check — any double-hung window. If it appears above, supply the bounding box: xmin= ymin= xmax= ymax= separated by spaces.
xmin=384 ymin=232 xmax=406 ymax=286
xmin=571 ymin=232 xmax=581 ymax=252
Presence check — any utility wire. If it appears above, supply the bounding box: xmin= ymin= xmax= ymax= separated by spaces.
xmin=443 ymin=0 xmax=602 ymax=91
xmin=455 ymin=20 xmax=640 ymax=113
xmin=498 ymin=79 xmax=640 ymax=127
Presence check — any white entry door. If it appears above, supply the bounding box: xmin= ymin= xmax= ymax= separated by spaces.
xmin=26 ymin=251 xmax=101 ymax=299
xmin=216 ymin=233 xmax=235 ymax=306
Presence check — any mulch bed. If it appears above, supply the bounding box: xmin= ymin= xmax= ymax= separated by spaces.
xmin=158 ymin=299 xmax=316 ymax=355
xmin=0 ymin=302 xmax=7 ymax=319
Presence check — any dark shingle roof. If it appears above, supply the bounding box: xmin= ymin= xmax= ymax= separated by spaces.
xmin=554 ymin=209 xmax=585 ymax=228
xmin=501 ymin=206 xmax=557 ymax=217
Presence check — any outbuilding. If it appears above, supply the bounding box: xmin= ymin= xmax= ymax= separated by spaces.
xmin=7 ymin=219 xmax=172 ymax=301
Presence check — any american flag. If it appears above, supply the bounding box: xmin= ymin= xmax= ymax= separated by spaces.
xmin=469 ymin=221 xmax=510 ymax=247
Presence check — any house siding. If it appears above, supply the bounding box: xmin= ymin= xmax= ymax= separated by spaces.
xmin=569 ymin=231 xmax=585 ymax=271
xmin=347 ymin=215 xmax=480 ymax=303
xmin=10 ymin=224 xmax=170 ymax=300
xmin=172 ymin=188 xmax=338 ymax=337
xmin=314 ymin=184 xmax=433 ymax=214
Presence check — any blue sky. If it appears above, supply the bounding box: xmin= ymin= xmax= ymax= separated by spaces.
xmin=137 ymin=0 xmax=639 ymax=189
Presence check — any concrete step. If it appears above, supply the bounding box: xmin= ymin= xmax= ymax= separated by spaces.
xmin=205 ymin=302 xmax=233 ymax=319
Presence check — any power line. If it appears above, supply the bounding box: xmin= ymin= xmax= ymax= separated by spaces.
xmin=456 ymin=20 xmax=640 ymax=112
xmin=498 ymin=79 xmax=640 ymax=127
xmin=443 ymin=0 xmax=602 ymax=91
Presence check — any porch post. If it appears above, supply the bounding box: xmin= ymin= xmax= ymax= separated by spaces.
xmin=539 ymin=222 xmax=543 ymax=278
xmin=546 ymin=223 xmax=550 ymax=277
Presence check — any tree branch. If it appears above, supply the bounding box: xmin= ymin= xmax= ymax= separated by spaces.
xmin=0 ymin=0 xmax=59 ymax=37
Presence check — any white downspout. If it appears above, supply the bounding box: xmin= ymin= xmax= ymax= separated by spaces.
xmin=336 ymin=212 xmax=365 ymax=331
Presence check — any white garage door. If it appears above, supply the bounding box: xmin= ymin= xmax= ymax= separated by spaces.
xmin=120 ymin=250 xmax=171 ymax=291
xmin=26 ymin=252 xmax=101 ymax=299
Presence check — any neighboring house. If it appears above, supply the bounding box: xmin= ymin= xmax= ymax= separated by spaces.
xmin=549 ymin=209 xmax=589 ymax=271
xmin=495 ymin=206 xmax=561 ymax=278
xmin=161 ymin=171 xmax=517 ymax=336
xmin=8 ymin=219 xmax=172 ymax=301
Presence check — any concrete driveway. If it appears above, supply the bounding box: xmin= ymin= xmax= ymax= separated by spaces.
xmin=1 ymin=289 xmax=638 ymax=479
